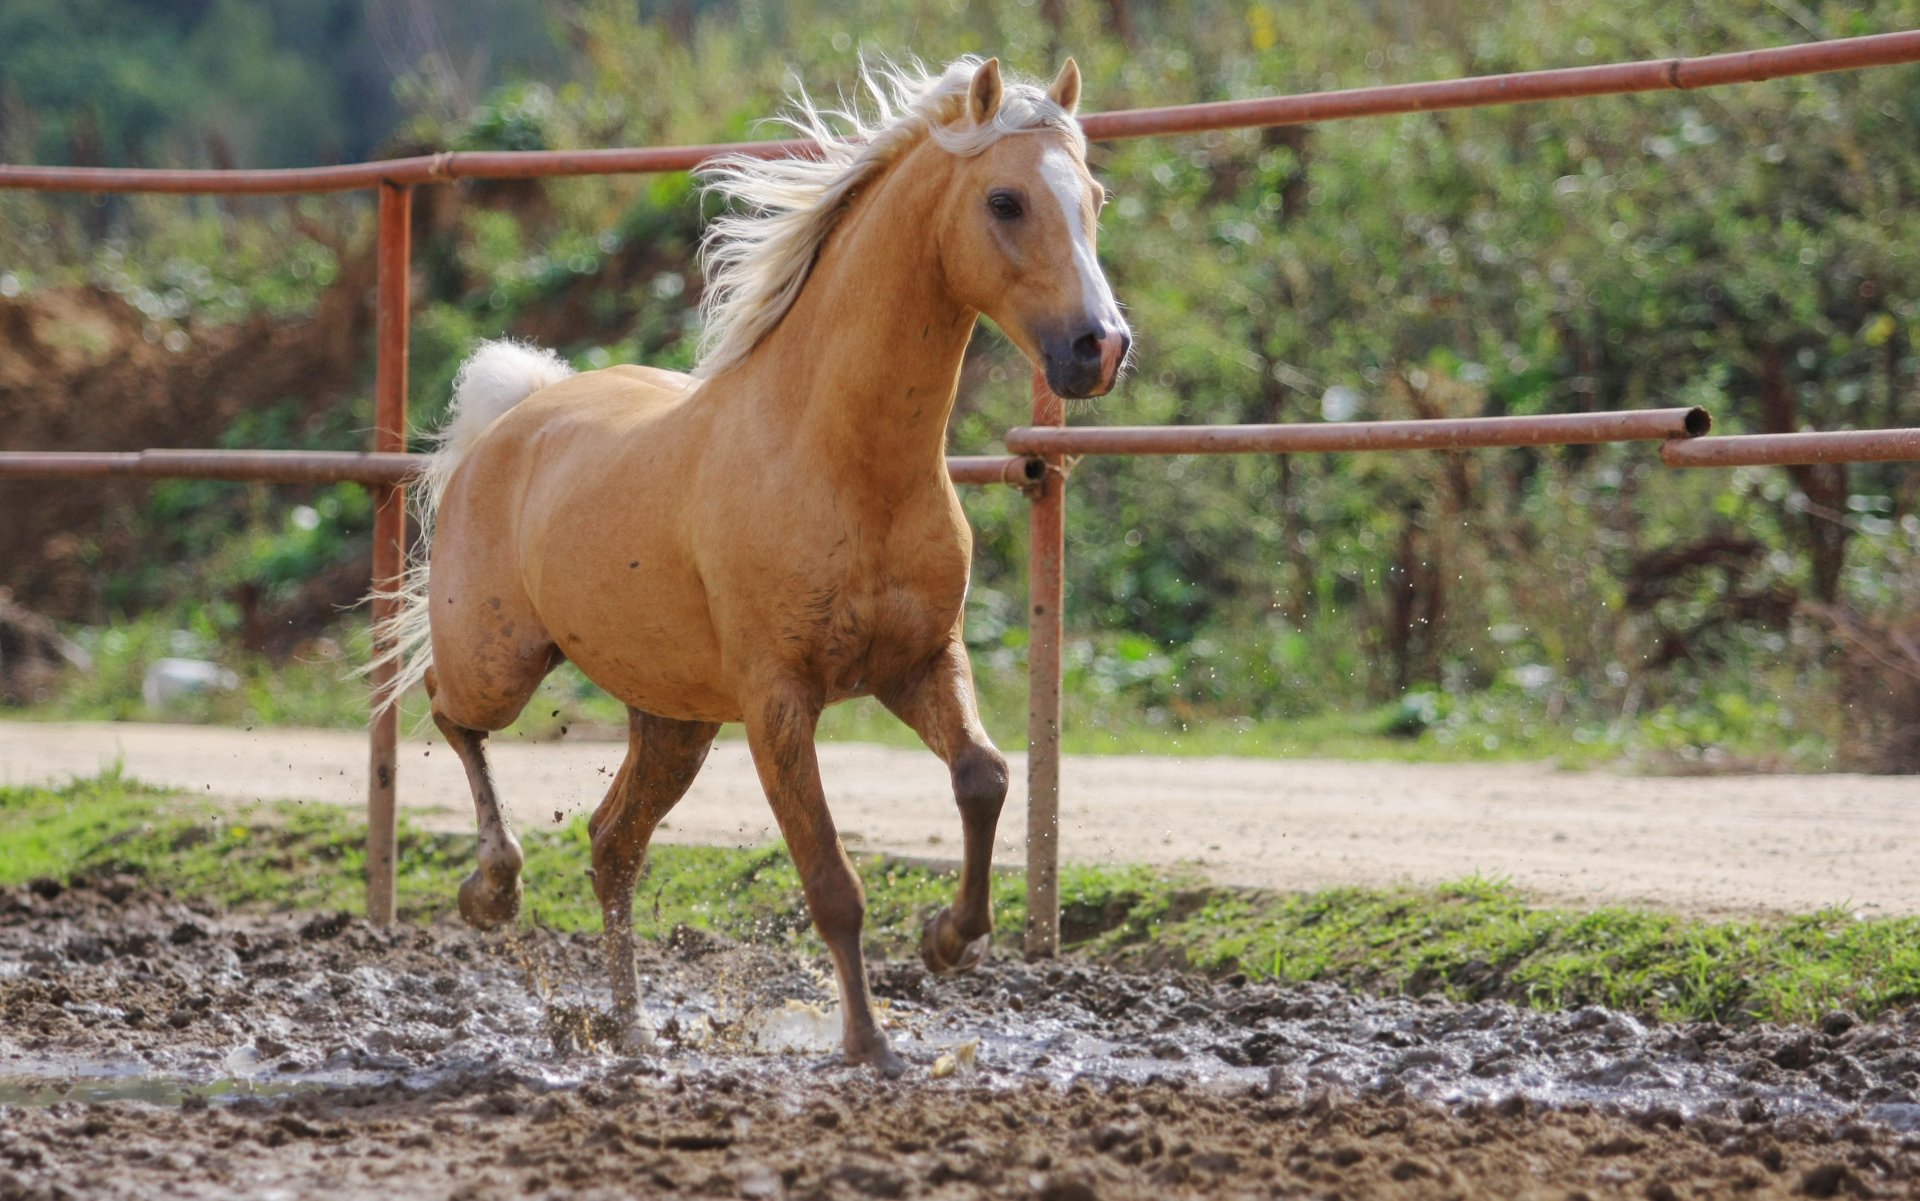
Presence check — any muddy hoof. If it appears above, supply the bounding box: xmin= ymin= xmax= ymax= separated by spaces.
xmin=457 ymin=868 xmax=523 ymax=930
xmin=607 ymin=994 xmax=658 ymax=1052
xmin=618 ymin=1017 xmax=658 ymax=1054
xmin=848 ymin=1043 xmax=907 ymax=1079
xmin=920 ymin=908 xmax=990 ymax=975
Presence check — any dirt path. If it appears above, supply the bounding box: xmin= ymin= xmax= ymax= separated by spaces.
xmin=3 ymin=720 xmax=1915 ymax=918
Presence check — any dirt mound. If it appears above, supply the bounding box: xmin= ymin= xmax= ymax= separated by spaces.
xmin=0 ymin=593 xmax=87 ymax=705
xmin=0 ymin=188 xmax=682 ymax=632
xmin=0 ymin=266 xmax=374 ymax=622
xmin=1823 ymin=604 xmax=1920 ymax=774
xmin=2 ymin=880 xmax=1919 ymax=1198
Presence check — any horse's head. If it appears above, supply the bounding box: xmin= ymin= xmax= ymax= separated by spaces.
xmin=935 ymin=59 xmax=1129 ymax=400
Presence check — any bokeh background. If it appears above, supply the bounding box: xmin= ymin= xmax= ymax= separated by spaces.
xmin=3 ymin=0 xmax=1918 ymax=771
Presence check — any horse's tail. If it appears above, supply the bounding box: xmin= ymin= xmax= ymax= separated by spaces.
xmin=362 ymin=339 xmax=574 ymax=715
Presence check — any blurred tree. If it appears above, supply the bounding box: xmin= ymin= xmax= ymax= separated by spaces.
xmin=7 ymin=0 xmax=1920 ymax=762
xmin=0 ymin=0 xmax=564 ymax=168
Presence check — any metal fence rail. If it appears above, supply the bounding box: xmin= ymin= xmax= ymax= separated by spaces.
xmin=5 ymin=29 xmax=1920 ymax=948
xmin=4 ymin=31 xmax=1917 ymax=193
xmin=1005 ymin=408 xmax=1710 ymax=457
xmin=1662 ymin=429 xmax=1920 ymax=468
xmin=0 ymin=449 xmax=1037 ymax=488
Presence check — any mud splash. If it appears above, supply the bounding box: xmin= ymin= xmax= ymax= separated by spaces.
xmin=3 ymin=878 xmax=1919 ymax=1198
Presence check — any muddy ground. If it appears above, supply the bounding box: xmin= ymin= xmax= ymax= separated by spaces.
xmin=3 ymin=881 xmax=1919 ymax=1199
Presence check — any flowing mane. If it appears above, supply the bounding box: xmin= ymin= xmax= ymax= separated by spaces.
xmin=692 ymin=56 xmax=1083 ymax=377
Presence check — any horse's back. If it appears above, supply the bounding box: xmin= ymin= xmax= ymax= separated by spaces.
xmin=515 ymin=362 xmax=699 ymax=428
xmin=603 ymin=362 xmax=696 ymax=393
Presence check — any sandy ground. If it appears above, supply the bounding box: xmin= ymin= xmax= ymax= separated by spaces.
xmin=1 ymin=719 xmax=1914 ymax=918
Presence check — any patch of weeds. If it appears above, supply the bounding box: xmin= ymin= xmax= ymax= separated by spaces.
xmin=1126 ymin=876 xmax=1920 ymax=1026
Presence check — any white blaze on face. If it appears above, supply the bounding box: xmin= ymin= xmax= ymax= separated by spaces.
xmin=1038 ymin=146 xmax=1120 ymax=325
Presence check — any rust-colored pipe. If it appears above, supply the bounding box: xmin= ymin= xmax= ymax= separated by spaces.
xmin=1024 ymin=368 xmax=1067 ymax=961
xmin=0 ymin=449 xmax=422 ymax=485
xmin=1662 ymin=428 xmax=1920 ymax=467
xmin=1005 ymin=408 xmax=1711 ymax=457
xmin=1078 ymin=30 xmax=1920 ymax=140
xmin=0 ymin=450 xmax=1033 ymax=488
xmin=947 ymin=454 xmax=1045 ymax=487
xmin=366 ymin=182 xmax=411 ymax=928
xmin=0 ymin=139 xmax=812 ymax=195
xmin=6 ymin=32 xmax=1918 ymax=193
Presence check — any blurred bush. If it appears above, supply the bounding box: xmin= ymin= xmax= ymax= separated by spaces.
xmin=5 ymin=0 xmax=1920 ymax=765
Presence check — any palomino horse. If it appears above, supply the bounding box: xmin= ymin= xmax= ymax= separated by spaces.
xmin=373 ymin=56 xmax=1128 ymax=1075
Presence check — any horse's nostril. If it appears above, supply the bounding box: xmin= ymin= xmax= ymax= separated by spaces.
xmin=1071 ymin=333 xmax=1102 ymax=366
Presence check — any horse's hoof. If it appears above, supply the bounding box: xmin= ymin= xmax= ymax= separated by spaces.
xmin=617 ymin=1016 xmax=658 ymax=1055
xmin=847 ymin=1043 xmax=907 ymax=1079
xmin=920 ymin=908 xmax=990 ymax=975
xmin=457 ymin=868 xmax=523 ymax=930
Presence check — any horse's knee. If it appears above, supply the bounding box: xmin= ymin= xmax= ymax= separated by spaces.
xmin=803 ymin=865 xmax=867 ymax=940
xmin=588 ymin=812 xmax=629 ymax=877
xmin=591 ymin=847 xmax=639 ymax=914
xmin=590 ymin=801 xmax=645 ymax=901
xmin=952 ymin=743 xmax=1008 ymax=821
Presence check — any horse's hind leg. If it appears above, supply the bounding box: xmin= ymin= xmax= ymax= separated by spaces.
xmin=877 ymin=636 xmax=1010 ymax=975
xmin=427 ymin=668 xmax=531 ymax=929
xmin=589 ymin=708 xmax=719 ymax=1023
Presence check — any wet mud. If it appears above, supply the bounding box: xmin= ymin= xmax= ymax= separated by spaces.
xmin=3 ymin=878 xmax=1919 ymax=1199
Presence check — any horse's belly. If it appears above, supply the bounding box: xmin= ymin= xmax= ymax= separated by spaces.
xmin=527 ymin=550 xmax=740 ymax=723
xmin=556 ymin=628 xmax=740 ymax=723
xmin=572 ymin=648 xmax=740 ymax=723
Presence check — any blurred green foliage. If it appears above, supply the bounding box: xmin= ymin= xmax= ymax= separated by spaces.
xmin=0 ymin=0 xmax=561 ymax=168
xmin=8 ymin=0 xmax=1920 ymax=767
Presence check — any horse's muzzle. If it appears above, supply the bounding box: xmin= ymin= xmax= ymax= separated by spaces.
xmin=1042 ymin=323 xmax=1131 ymax=399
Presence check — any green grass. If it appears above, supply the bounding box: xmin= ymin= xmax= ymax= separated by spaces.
xmin=5 ymin=773 xmax=1915 ymax=1026
xmin=1117 ymin=878 xmax=1920 ymax=1026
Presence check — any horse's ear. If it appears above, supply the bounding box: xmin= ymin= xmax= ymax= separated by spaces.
xmin=1047 ymin=58 xmax=1082 ymax=115
xmin=968 ymin=57 xmax=1003 ymax=125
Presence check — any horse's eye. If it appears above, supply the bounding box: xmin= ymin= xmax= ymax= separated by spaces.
xmin=988 ymin=192 xmax=1023 ymax=220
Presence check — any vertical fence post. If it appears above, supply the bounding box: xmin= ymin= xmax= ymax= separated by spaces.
xmin=366 ymin=181 xmax=412 ymax=926
xmin=1024 ymin=368 xmax=1066 ymax=959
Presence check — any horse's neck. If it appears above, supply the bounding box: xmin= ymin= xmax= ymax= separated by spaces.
xmin=739 ymin=154 xmax=974 ymax=483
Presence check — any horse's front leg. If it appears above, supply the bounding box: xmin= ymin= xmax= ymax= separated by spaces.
xmin=878 ymin=637 xmax=1010 ymax=975
xmin=744 ymin=685 xmax=904 ymax=1077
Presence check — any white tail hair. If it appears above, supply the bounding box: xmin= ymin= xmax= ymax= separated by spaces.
xmin=362 ymin=339 xmax=574 ymax=715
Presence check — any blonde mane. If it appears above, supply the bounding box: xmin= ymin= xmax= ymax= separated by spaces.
xmin=692 ymin=56 xmax=1082 ymax=377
